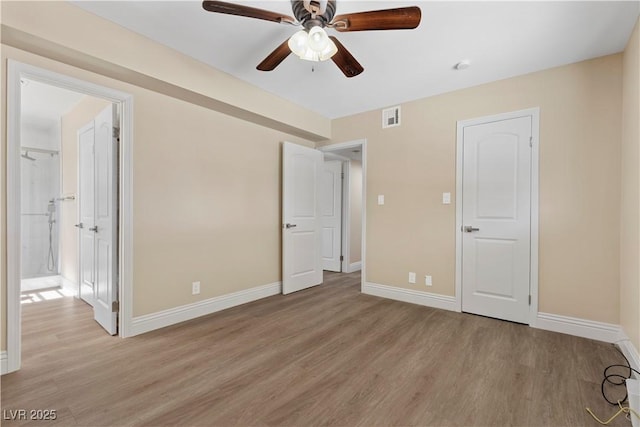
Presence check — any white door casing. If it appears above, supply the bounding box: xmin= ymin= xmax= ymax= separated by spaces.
xmin=321 ymin=160 xmax=343 ymax=272
xmin=78 ymin=121 xmax=96 ymax=307
xmin=282 ymin=142 xmax=323 ymax=294
xmin=93 ymin=105 xmax=118 ymax=335
xmin=461 ymin=115 xmax=533 ymax=324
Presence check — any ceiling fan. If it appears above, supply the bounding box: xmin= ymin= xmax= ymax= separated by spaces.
xmin=202 ymin=0 xmax=421 ymax=77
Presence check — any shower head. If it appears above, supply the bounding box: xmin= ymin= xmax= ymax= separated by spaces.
xmin=21 ymin=151 xmax=36 ymax=161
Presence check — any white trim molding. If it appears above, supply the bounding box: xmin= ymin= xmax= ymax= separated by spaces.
xmin=130 ymin=282 xmax=282 ymax=336
xmin=535 ymin=312 xmax=621 ymax=343
xmin=1 ymin=352 xmax=8 ymax=375
xmin=349 ymin=261 xmax=362 ymax=273
xmin=363 ymin=282 xmax=458 ymax=312
xmin=617 ymin=331 xmax=640 ymax=376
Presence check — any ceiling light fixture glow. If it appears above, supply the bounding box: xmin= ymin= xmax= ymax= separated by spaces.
xmin=288 ymin=26 xmax=337 ymax=62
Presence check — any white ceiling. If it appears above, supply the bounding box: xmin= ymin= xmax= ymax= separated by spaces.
xmin=73 ymin=1 xmax=639 ymax=119
xmin=21 ymin=78 xmax=85 ymax=129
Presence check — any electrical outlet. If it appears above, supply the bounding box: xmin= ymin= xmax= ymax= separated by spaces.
xmin=192 ymin=281 xmax=201 ymax=295
xmin=408 ymin=272 xmax=416 ymax=284
xmin=425 ymin=275 xmax=433 ymax=287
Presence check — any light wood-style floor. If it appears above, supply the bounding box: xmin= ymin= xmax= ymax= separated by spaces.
xmin=2 ymin=272 xmax=632 ymax=426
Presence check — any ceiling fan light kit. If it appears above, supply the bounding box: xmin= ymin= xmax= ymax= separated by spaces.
xmin=202 ymin=0 xmax=422 ymax=77
xmin=288 ymin=28 xmax=338 ymax=62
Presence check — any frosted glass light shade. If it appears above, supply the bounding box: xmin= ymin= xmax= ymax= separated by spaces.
xmin=288 ymin=30 xmax=309 ymax=57
xmin=307 ymin=26 xmax=329 ymax=52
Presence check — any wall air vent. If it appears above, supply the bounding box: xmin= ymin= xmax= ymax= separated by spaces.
xmin=382 ymin=106 xmax=401 ymax=129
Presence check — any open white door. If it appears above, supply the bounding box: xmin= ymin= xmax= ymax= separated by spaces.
xmin=282 ymin=142 xmax=323 ymax=294
xmin=93 ymin=105 xmax=118 ymax=335
xmin=321 ymin=160 xmax=342 ymax=272
xmin=78 ymin=122 xmax=95 ymax=307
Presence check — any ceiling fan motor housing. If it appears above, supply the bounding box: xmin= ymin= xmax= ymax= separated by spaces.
xmin=292 ymin=0 xmax=336 ymax=28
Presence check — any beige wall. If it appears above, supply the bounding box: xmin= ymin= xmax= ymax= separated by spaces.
xmin=0 ymin=44 xmax=315 ymax=350
xmin=349 ymin=160 xmax=362 ymax=264
xmin=328 ymin=54 xmax=623 ymax=324
xmin=620 ymin=17 xmax=640 ymax=351
xmin=59 ymin=96 xmax=112 ymax=284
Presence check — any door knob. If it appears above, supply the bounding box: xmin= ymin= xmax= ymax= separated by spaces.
xmin=89 ymin=226 xmax=98 ymax=232
xmin=74 ymin=223 xmax=83 ymax=228
xmin=464 ymin=225 xmax=480 ymax=233
xmin=285 ymin=223 xmax=297 ymax=229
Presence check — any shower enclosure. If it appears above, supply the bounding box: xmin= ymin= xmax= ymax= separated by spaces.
xmin=21 ymin=146 xmax=60 ymax=280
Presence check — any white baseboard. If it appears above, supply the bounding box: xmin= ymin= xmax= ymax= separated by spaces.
xmin=535 ymin=312 xmax=621 ymax=343
xmin=348 ymin=261 xmax=362 ymax=273
xmin=130 ymin=281 xmax=282 ymax=336
xmin=60 ymin=275 xmax=77 ymax=294
xmin=617 ymin=331 xmax=640 ymax=376
xmin=363 ymin=282 xmax=458 ymax=312
xmin=1 ymin=351 xmax=8 ymax=375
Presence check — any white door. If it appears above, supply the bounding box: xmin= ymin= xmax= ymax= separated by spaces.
xmin=92 ymin=105 xmax=118 ymax=335
xmin=461 ymin=116 xmax=532 ymax=324
xmin=282 ymin=142 xmax=323 ymax=294
xmin=78 ymin=122 xmax=95 ymax=307
xmin=321 ymin=160 xmax=342 ymax=272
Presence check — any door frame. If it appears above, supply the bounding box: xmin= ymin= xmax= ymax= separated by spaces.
xmin=319 ymin=139 xmax=367 ymax=290
xmin=5 ymin=60 xmax=134 ymax=374
xmin=455 ymin=108 xmax=540 ymax=326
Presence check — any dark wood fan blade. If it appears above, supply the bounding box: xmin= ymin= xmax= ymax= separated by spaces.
xmin=329 ymin=36 xmax=363 ymax=78
xmin=257 ymin=39 xmax=292 ymax=71
xmin=331 ymin=6 xmax=421 ymax=32
xmin=202 ymin=1 xmax=296 ymax=24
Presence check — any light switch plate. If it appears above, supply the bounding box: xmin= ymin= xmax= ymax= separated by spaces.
xmin=378 ymin=195 xmax=385 ymax=205
xmin=442 ymin=192 xmax=451 ymax=204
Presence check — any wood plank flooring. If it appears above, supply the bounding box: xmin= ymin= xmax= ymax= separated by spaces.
xmin=1 ymin=272 xmax=632 ymax=426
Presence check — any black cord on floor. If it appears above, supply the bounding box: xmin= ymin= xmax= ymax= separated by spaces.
xmin=601 ymin=345 xmax=640 ymax=406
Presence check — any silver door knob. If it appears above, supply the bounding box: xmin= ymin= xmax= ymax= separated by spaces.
xmin=74 ymin=223 xmax=83 ymax=228
xmin=464 ymin=225 xmax=480 ymax=232
xmin=285 ymin=223 xmax=297 ymax=229
xmin=89 ymin=226 xmax=98 ymax=232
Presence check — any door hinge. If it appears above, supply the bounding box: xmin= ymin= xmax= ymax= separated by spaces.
xmin=529 ymin=136 xmax=533 ymax=147
xmin=340 ymin=255 xmax=344 ymax=261
xmin=528 ymin=295 xmax=531 ymax=305
xmin=112 ymin=301 xmax=119 ymax=312
xmin=341 ymin=172 xmax=344 ymax=179
xmin=113 ymin=127 xmax=120 ymax=139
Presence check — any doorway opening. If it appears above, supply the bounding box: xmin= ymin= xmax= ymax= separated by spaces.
xmin=5 ymin=60 xmax=134 ymax=374
xmin=280 ymin=139 xmax=366 ymax=295
xmin=320 ymin=140 xmax=366 ymax=287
